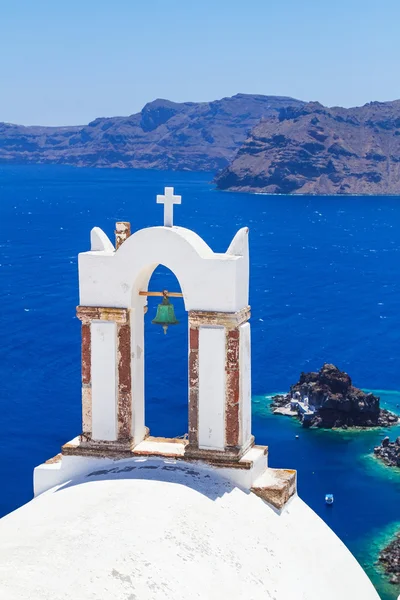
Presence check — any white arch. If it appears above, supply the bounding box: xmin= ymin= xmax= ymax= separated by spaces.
xmin=78 ymin=226 xmax=249 ymax=312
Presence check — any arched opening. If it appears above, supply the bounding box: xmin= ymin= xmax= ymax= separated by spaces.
xmin=144 ymin=264 xmax=188 ymax=438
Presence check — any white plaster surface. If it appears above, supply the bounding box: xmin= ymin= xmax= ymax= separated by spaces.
xmin=90 ymin=227 xmax=115 ymax=253
xmin=79 ymin=225 xmax=249 ymax=312
xmin=1 ymin=460 xmax=379 ymax=600
xmin=198 ymin=326 xmax=225 ymax=450
xmin=130 ymin=304 xmax=146 ymax=444
xmin=91 ymin=321 xmax=117 ymax=441
xmin=34 ymin=449 xmax=118 ymax=497
xmin=133 ymin=439 xmax=186 ymax=456
xmin=33 ymin=443 xmax=268 ymax=497
xmin=220 ymin=446 xmax=268 ymax=490
xmin=239 ymin=322 xmax=252 ymax=448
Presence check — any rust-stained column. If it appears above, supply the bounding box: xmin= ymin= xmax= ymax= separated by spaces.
xmin=117 ymin=322 xmax=132 ymax=440
xmin=225 ymin=328 xmax=240 ymax=448
xmin=115 ymin=221 xmax=131 ymax=250
xmin=187 ymin=307 xmax=250 ymax=459
xmin=76 ymin=308 xmax=94 ymax=439
xmin=81 ymin=322 xmax=92 ymax=438
xmin=188 ymin=325 xmax=199 ymax=448
xmin=76 ymin=306 xmax=132 ymax=445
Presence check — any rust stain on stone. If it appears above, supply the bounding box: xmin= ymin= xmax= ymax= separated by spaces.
xmin=188 ymin=326 xmax=199 ymax=447
xmin=117 ymin=323 xmax=132 ymax=440
xmin=184 ymin=445 xmax=248 ymax=466
xmin=251 ymin=469 xmax=297 ymax=510
xmin=76 ymin=306 xmax=129 ymax=324
xmin=146 ymin=436 xmax=189 ymax=445
xmin=81 ymin=323 xmax=91 ymax=385
xmin=76 ymin=305 xmax=98 ymax=324
xmin=225 ymin=328 xmax=240 ymax=447
xmin=189 ymin=326 xmax=199 ymax=350
xmin=189 ymin=306 xmax=250 ymax=330
xmin=115 ymin=221 xmax=131 ymax=250
xmin=81 ymin=323 xmax=92 ymax=436
xmin=82 ymin=385 xmax=92 ymax=436
xmin=45 ymin=453 xmax=62 ymax=465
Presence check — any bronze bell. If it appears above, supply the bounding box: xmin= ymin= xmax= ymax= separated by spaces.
xmin=152 ymin=290 xmax=179 ymax=334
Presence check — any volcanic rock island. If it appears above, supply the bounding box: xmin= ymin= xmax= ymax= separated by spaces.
xmin=271 ymin=364 xmax=399 ymax=429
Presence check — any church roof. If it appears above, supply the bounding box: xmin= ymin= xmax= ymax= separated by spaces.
xmin=0 ymin=459 xmax=378 ymax=600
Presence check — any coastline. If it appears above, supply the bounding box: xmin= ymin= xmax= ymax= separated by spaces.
xmin=379 ymin=531 xmax=400 ymax=585
xmin=354 ymin=522 xmax=400 ymax=600
xmin=216 ymin=187 xmax=400 ymax=198
xmin=256 ymin=390 xmax=400 ymax=599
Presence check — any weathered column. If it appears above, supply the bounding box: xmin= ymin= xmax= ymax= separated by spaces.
xmin=225 ymin=328 xmax=240 ymax=449
xmin=187 ymin=307 xmax=252 ymax=461
xmin=76 ymin=306 xmax=132 ymax=449
xmin=117 ymin=321 xmax=132 ymax=441
xmin=76 ymin=312 xmax=92 ymax=440
xmin=188 ymin=326 xmax=199 ymax=447
xmin=130 ymin=300 xmax=147 ymax=446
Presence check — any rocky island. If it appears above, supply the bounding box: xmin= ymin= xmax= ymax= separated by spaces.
xmin=215 ymin=100 xmax=400 ymax=195
xmin=271 ymin=364 xmax=399 ymax=428
xmin=378 ymin=532 xmax=400 ymax=586
xmin=374 ymin=436 xmax=400 ymax=468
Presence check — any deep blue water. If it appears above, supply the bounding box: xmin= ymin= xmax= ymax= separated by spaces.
xmin=0 ymin=165 xmax=399 ymax=598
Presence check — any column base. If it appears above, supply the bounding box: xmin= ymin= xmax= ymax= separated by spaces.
xmin=62 ymin=432 xmax=255 ymax=468
xmin=62 ymin=436 xmax=134 ymax=458
xmin=35 ymin=440 xmax=274 ymax=500
xmin=184 ymin=435 xmax=255 ymax=466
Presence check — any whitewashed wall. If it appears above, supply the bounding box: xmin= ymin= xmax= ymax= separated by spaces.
xmin=91 ymin=321 xmax=117 ymax=441
xmin=198 ymin=326 xmax=226 ymax=449
xmin=239 ymin=323 xmax=251 ymax=447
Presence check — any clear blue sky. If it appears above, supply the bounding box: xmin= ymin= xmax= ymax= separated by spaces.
xmin=1 ymin=0 xmax=400 ymax=126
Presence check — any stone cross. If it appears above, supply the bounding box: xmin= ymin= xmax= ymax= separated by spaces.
xmin=156 ymin=187 xmax=181 ymax=227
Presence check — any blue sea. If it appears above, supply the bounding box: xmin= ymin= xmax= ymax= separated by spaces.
xmin=0 ymin=165 xmax=399 ymax=599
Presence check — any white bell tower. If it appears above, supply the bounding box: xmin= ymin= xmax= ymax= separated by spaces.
xmin=35 ymin=187 xmax=296 ymax=510
xmin=74 ymin=186 xmax=252 ymax=462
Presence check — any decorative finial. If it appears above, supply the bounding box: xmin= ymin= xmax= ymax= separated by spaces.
xmin=156 ymin=187 xmax=181 ymax=227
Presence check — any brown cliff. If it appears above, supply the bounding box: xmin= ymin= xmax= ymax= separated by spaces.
xmin=215 ymin=100 xmax=400 ymax=194
xmin=0 ymin=94 xmax=303 ymax=171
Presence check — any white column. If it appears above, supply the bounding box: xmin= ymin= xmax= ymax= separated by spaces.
xmin=91 ymin=321 xmax=117 ymax=441
xmin=198 ymin=326 xmax=225 ymax=450
xmin=131 ymin=304 xmax=146 ymax=445
xmin=239 ymin=322 xmax=252 ymax=448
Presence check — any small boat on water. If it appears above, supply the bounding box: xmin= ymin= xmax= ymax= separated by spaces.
xmin=325 ymin=493 xmax=334 ymax=505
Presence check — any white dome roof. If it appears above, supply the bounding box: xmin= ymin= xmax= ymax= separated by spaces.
xmin=0 ymin=459 xmax=378 ymax=600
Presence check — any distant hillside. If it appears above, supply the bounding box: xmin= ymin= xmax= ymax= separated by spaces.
xmin=0 ymin=94 xmax=304 ymax=172
xmin=215 ymin=100 xmax=400 ymax=195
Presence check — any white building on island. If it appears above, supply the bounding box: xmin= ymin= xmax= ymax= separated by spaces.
xmin=0 ymin=188 xmax=379 ymax=599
